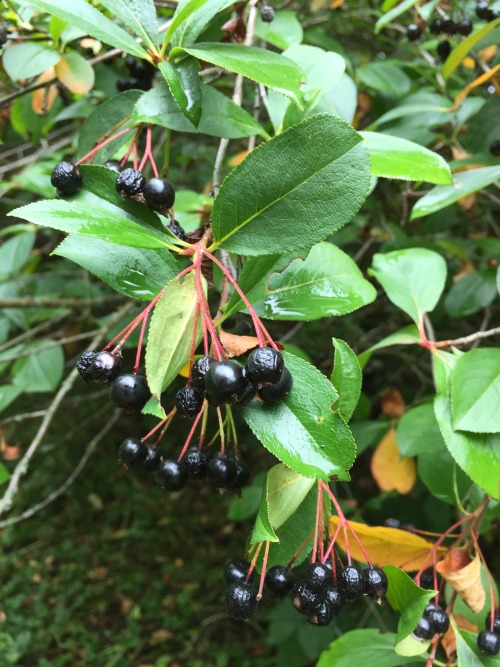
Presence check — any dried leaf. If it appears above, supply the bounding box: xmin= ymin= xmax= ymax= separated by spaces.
xmin=32 ymin=67 xmax=58 ymax=115
xmin=329 ymin=516 xmax=446 ymax=571
xmin=381 ymin=387 xmax=405 ymax=417
xmin=436 ymin=551 xmax=485 ymax=613
xmin=219 ymin=330 xmax=260 ymax=358
xmin=1 ymin=444 xmax=21 ymax=461
xmin=371 ymin=428 xmax=417 ymax=494
xmin=441 ymin=614 xmax=478 ymax=660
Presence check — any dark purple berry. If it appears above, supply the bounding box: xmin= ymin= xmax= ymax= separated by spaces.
xmin=183 ymin=446 xmax=210 ymax=479
xmin=413 ymin=615 xmax=436 ymax=641
xmin=437 ymin=39 xmax=452 ymax=61
xmin=291 ymin=581 xmax=320 ymax=615
xmin=143 ymin=177 xmax=176 ymax=211
xmin=204 ymin=361 xmax=250 ymax=406
xmin=490 ymin=140 xmax=500 ymax=156
xmin=76 ymin=350 xmax=97 ymax=384
xmin=407 ymin=23 xmax=422 ymax=40
xmin=362 ymin=567 xmax=388 ymax=601
xmin=441 ymin=19 xmax=457 ymax=34
xmin=191 ymin=356 xmax=216 ymax=391
xmin=419 ymin=570 xmax=435 ymax=589
xmin=488 ymin=9 xmax=500 ymax=19
xmin=429 ymin=18 xmax=443 ymax=34
xmin=307 ymin=599 xmax=334 ymax=626
xmin=118 ymin=438 xmax=148 ymax=468
xmin=175 ymin=386 xmax=204 ymax=418
xmin=232 ymin=459 xmax=250 ymax=489
xmin=265 ymin=566 xmax=294 ymax=597
xmin=476 ymin=2 xmax=491 ymax=19
xmin=258 ymin=367 xmax=293 ymax=403
xmin=428 ymin=606 xmax=449 ymax=634
xmin=142 ymin=444 xmax=164 ymax=472
xmin=167 ymin=222 xmax=186 ymax=241
xmin=235 ymin=380 xmax=257 ymax=407
xmin=155 ymin=459 xmax=188 ymax=492
xmin=91 ymin=351 xmax=122 ymax=383
xmin=225 ymin=582 xmax=258 ymax=620
xmin=224 ymin=560 xmax=254 ymax=585
xmin=457 ymin=18 xmax=473 ymax=35
xmin=485 ymin=611 xmax=500 ymax=634
xmin=337 ymin=566 xmax=363 ymax=600
xmin=477 ymin=630 xmax=500 ymax=656
xmin=109 ymin=373 xmax=151 ymax=412
xmin=116 ymin=167 xmax=145 ymax=198
xmin=305 ymin=563 xmax=332 ymax=592
xmin=260 ymin=6 xmax=275 ymax=22
xmin=51 ymin=161 xmax=82 ymax=195
xmin=104 ymin=161 xmax=124 ymax=173
xmin=324 ymin=585 xmax=344 ymax=614
xmin=245 ymin=347 xmax=284 ymax=386
xmin=384 ymin=517 xmax=401 ymax=529
xmin=207 ymin=453 xmax=238 ymax=488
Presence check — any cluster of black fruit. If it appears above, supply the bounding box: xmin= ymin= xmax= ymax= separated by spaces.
xmin=477 ymin=611 xmax=500 ymax=656
xmin=260 ymin=4 xmax=275 ymax=22
xmin=413 ymin=601 xmax=450 ymax=641
xmin=117 ymin=55 xmax=155 ymax=92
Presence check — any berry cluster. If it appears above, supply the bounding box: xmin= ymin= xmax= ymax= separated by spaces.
xmin=117 ymin=55 xmax=155 ymax=92
xmin=478 ymin=611 xmax=500 ymax=656
xmin=413 ymin=601 xmax=450 ymax=641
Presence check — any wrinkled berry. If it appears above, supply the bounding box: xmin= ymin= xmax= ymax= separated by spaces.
xmin=51 ymin=161 xmax=82 ymax=195
xmin=362 ymin=567 xmax=388 ymax=601
xmin=109 ymin=373 xmax=151 ymax=412
xmin=305 ymin=563 xmax=331 ymax=592
xmin=191 ymin=356 xmax=216 ymax=391
xmin=225 ymin=582 xmax=258 ymax=620
xmin=91 ymin=351 xmax=122 ymax=383
xmin=155 ymin=459 xmax=188 ymax=492
xmin=324 ymin=585 xmax=344 ymax=614
xmin=258 ymin=367 xmax=293 ymax=403
xmin=183 ymin=446 xmax=210 ymax=479
xmin=116 ymin=167 xmax=145 ymax=198
xmin=260 ymin=6 xmax=275 ymax=22
xmin=76 ymin=350 xmax=97 ymax=384
xmin=118 ymin=438 xmax=148 ymax=468
xmin=291 ymin=581 xmax=320 ymax=615
xmin=176 ymin=386 xmax=204 ymax=418
xmin=265 ymin=566 xmax=294 ymax=597
xmin=167 ymin=222 xmax=186 ymax=241
xmin=207 ymin=453 xmax=238 ymax=488
xmin=224 ymin=560 xmax=254 ymax=585
xmin=245 ymin=347 xmax=284 ymax=386
xmin=143 ymin=177 xmax=175 ymax=211
xmin=477 ymin=630 xmax=500 ymax=655
xmin=337 ymin=566 xmax=363 ymax=600
xmin=204 ymin=361 xmax=250 ymax=406
xmin=307 ymin=599 xmax=334 ymax=626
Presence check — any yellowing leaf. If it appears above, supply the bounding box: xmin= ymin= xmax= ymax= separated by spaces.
xmin=436 ymin=551 xmax=485 ymax=613
xmin=371 ymin=428 xmax=417 ymax=494
xmin=329 ymin=516 xmax=446 ymax=571
xmin=55 ymin=52 xmax=95 ymax=94
xmin=463 ymin=57 xmax=475 ymax=69
xmin=452 ymin=64 xmax=500 ymax=110
xmin=480 ymin=45 xmax=497 ymax=63
xmin=32 ymin=67 xmax=58 ymax=115
xmin=229 ymin=150 xmax=249 ymax=167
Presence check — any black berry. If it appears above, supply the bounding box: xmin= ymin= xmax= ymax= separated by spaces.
xmin=291 ymin=581 xmax=320 ymax=615
xmin=207 ymin=453 xmax=238 ymax=488
xmin=104 ymin=160 xmax=124 ymax=173
xmin=476 ymin=2 xmax=491 ymax=19
xmin=232 ymin=459 xmax=250 ymax=489
xmin=175 ymin=386 xmax=204 ymax=418
xmin=308 ymin=599 xmax=334 ymax=627
xmin=362 ymin=567 xmax=388 ymax=601
xmin=76 ymin=350 xmax=97 ymax=384
xmin=118 ymin=438 xmax=148 ymax=468
xmin=167 ymin=222 xmax=186 ymax=241
xmin=260 ymin=6 xmax=275 ymax=22
xmin=204 ymin=361 xmax=250 ymax=406
xmin=407 ymin=23 xmax=422 ymax=40
xmin=183 ymin=446 xmax=210 ymax=479
xmin=442 ymin=19 xmax=457 ymax=34
xmin=485 ymin=611 xmax=500 ymax=634
xmin=155 ymin=459 xmax=188 ymax=492
xmin=265 ymin=566 xmax=294 ymax=597
xmin=324 ymin=585 xmax=344 ymax=614
xmin=477 ymin=630 xmax=500 ymax=656
xmin=457 ymin=18 xmax=473 ymax=35
xmin=384 ymin=517 xmax=401 ymax=529
xmin=413 ymin=615 xmax=436 ymax=641
xmin=143 ymin=177 xmax=176 ymax=211
xmin=142 ymin=444 xmax=164 ymax=472
xmin=224 ymin=560 xmax=254 ymax=585
xmin=490 ymin=140 xmax=500 ymax=156
xmin=429 ymin=18 xmax=443 ymax=34
xmin=489 ymin=9 xmax=500 ymax=19
xmin=427 ymin=606 xmax=449 ymax=634
xmin=258 ymin=367 xmax=293 ymax=403
xmin=109 ymin=373 xmax=151 ymax=412
xmin=337 ymin=566 xmax=363 ymax=600
xmin=0 ymin=26 xmax=7 ymax=47
xmin=437 ymin=39 xmax=452 ymax=61
xmin=51 ymin=161 xmax=82 ymax=195
xmin=91 ymin=351 xmax=122 ymax=383
xmin=235 ymin=380 xmax=256 ymax=407
xmin=116 ymin=167 xmax=145 ymax=198
xmin=225 ymin=582 xmax=258 ymax=620
xmin=191 ymin=356 xmax=216 ymax=391
xmin=245 ymin=348 xmax=284 ymax=386
xmin=305 ymin=563 xmax=331 ymax=592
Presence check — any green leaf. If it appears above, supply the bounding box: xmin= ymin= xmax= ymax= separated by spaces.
xmin=360 ymin=132 xmax=452 ymax=184
xmin=211 ymin=114 xmax=370 ymax=256
xmin=331 ymin=338 xmax=362 ymax=423
xmin=444 ymin=270 xmax=498 ymax=318
xmin=55 ymin=52 xmax=94 ymax=95
xmin=78 ymin=91 xmax=142 ymax=164
xmin=13 ymin=344 xmax=64 ymax=392
xmin=3 ymin=43 xmax=61 ymax=80
xmin=242 ymin=352 xmax=356 ymax=481
xmin=284 ymin=45 xmax=346 ymax=99
xmin=251 ymin=242 xmax=376 ymax=320
xmin=0 ymin=232 xmax=35 ymax=279
xmin=54 ymin=235 xmax=181 ymax=301
xmin=98 ymin=0 xmax=159 ymax=52
xmin=26 ymin=0 xmax=149 ymax=59
xmin=357 ymin=62 xmax=411 ymax=98
xmin=418 ymin=447 xmax=472 ymax=506
xmin=159 ymin=59 xmax=202 ymax=127
xmin=133 ymin=81 xmax=268 ymax=139
xmin=358 ymin=324 xmax=421 ymax=368
xmin=170 ymin=0 xmax=234 ymax=48
xmin=317 ymin=629 xmax=411 ymax=667
xmin=411 ymin=166 xmax=500 ymax=219
xmin=451 ymin=349 xmax=500 ymax=434
xmin=141 ymin=395 xmax=166 ymax=419
xmin=375 ymin=0 xmax=419 ymax=33
xmin=397 ymin=404 xmax=443 ymax=457
xmin=251 ymin=485 xmax=278 ymax=543
xmin=456 ymin=628 xmax=500 ymax=666
xmin=223 ymin=254 xmax=284 ymax=318
xmin=145 ymin=272 xmax=202 ymax=397
xmin=174 ymin=43 xmax=304 ymax=107
xmin=370 ymin=249 xmax=447 ymax=325
xmin=443 ymin=18 xmax=500 ymax=79
xmin=0 ymin=463 xmax=9 ymax=485
xmin=0 ymin=384 xmax=23 ymax=415
xmin=254 ymin=10 xmax=303 ymax=51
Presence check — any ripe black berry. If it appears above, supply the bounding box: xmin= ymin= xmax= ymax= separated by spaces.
xmin=191 ymin=356 xmax=216 ymax=391
xmin=116 ymin=167 xmax=145 ymax=198
xmin=232 ymin=459 xmax=250 ymax=489
xmin=476 ymin=1 xmax=491 ymax=19
xmin=118 ymin=438 xmax=148 ymax=468
xmin=291 ymin=581 xmax=320 ymax=615
xmin=235 ymin=381 xmax=256 ymax=407
xmin=183 ymin=446 xmax=210 ymax=479
xmin=442 ymin=19 xmax=457 ymax=34
xmin=258 ymin=367 xmax=293 ymax=403
xmin=429 ymin=18 xmax=443 ymax=34
xmin=266 ymin=566 xmax=294 ymax=597
xmin=207 ymin=453 xmax=238 ymax=488
xmin=142 ymin=444 xmax=164 ymax=472
xmin=91 ymin=351 xmax=122 ymax=383
xmin=384 ymin=517 xmax=401 ymax=529
xmin=104 ymin=161 xmax=124 ymax=173
xmin=143 ymin=177 xmax=176 ymax=211
xmin=204 ymin=361 xmax=250 ymax=405
xmin=477 ymin=630 xmax=500 ymax=656
xmin=225 ymin=582 xmax=258 ymax=620
xmin=362 ymin=567 xmax=388 ymax=602
xmin=224 ymin=560 xmax=255 ymax=585
xmin=245 ymin=348 xmax=284 ymax=386
xmin=413 ymin=615 xmax=436 ymax=641
xmin=261 ymin=6 xmax=275 ymax=22
xmin=175 ymin=386 xmax=204 ymax=418
xmin=337 ymin=566 xmax=363 ymax=600
xmin=76 ymin=350 xmax=97 ymax=384
xmin=427 ymin=606 xmax=449 ymax=634
xmin=457 ymin=18 xmax=473 ymax=35
xmin=489 ymin=9 xmax=500 ymax=19
xmin=324 ymin=585 xmax=344 ymax=614
xmin=485 ymin=611 xmax=500 ymax=633
xmin=155 ymin=459 xmax=188 ymax=491
xmin=308 ymin=599 xmax=334 ymax=626
xmin=109 ymin=373 xmax=151 ymax=412
xmin=419 ymin=570 xmax=434 ymax=589
xmin=490 ymin=140 xmax=500 ymax=156
xmin=407 ymin=23 xmax=422 ymax=40
xmin=51 ymin=161 xmax=82 ymax=195
xmin=305 ymin=563 xmax=331 ymax=592
xmin=437 ymin=39 xmax=452 ymax=61
xmin=167 ymin=222 xmax=186 ymax=241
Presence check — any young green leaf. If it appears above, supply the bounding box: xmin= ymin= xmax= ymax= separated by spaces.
xmin=331 ymin=338 xmax=362 ymax=423
xmin=169 ymin=0 xmax=234 ymax=48
xmin=159 ymin=59 xmax=202 ymax=127
xmin=3 ymin=43 xmax=61 ymax=81
xmin=317 ymin=629 xmax=411 ymax=667
xmin=211 ymin=114 xmax=370 ymax=256
xmin=98 ymin=0 xmax=159 ymax=52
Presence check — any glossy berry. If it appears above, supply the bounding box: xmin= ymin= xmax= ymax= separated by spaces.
xmin=91 ymin=351 xmax=122 ymax=383
xmin=413 ymin=615 xmax=436 ymax=641
xmin=427 ymin=606 xmax=450 ymax=634
xmin=305 ymin=563 xmax=331 ymax=592
xmin=441 ymin=19 xmax=457 ymax=34
xmin=176 ymin=386 xmax=204 ymax=418
xmin=225 ymin=582 xmax=258 ymax=620
xmin=142 ymin=444 xmax=164 ymax=472
xmin=308 ymin=599 xmax=334 ymax=627
xmin=457 ymin=18 xmax=473 ymax=35
xmin=265 ymin=566 xmax=294 ymax=597
xmin=489 ymin=9 xmax=500 ymax=19
xmin=362 ymin=567 xmax=388 ymax=601
xmin=324 ymin=585 xmax=344 ymax=614
xmin=476 ymin=1 xmax=491 ymax=19
xmin=224 ymin=560 xmax=254 ymax=585
xmin=337 ymin=566 xmax=363 ymax=600
xmin=76 ymin=350 xmax=97 ymax=384
xmin=245 ymin=347 xmax=284 ymax=386
xmin=490 ymin=140 xmax=500 ymax=156
xmin=118 ymin=438 xmax=148 ymax=468
xmin=143 ymin=177 xmax=176 ymax=211
xmin=104 ymin=161 xmax=123 ymax=173
xmin=155 ymin=459 xmax=188 ymax=492
xmin=477 ymin=630 xmax=500 ymax=656
xmin=384 ymin=517 xmax=401 ymax=529
xmin=260 ymin=6 xmax=275 ymax=22
xmin=437 ymin=39 xmax=452 ymax=61
xmin=51 ymin=161 xmax=82 ymax=195
xmin=116 ymin=167 xmax=145 ymax=198
xmin=232 ymin=459 xmax=251 ymax=489
xmin=235 ymin=381 xmax=256 ymax=407
xmin=419 ymin=570 xmax=435 ymax=589
xmin=204 ymin=361 xmax=250 ymax=405
xmin=407 ymin=23 xmax=422 ymax=40
xmin=109 ymin=374 xmax=151 ymax=412
xmin=258 ymin=367 xmax=293 ymax=403
xmin=191 ymin=356 xmax=216 ymax=391
xmin=207 ymin=453 xmax=238 ymax=488
xmin=291 ymin=581 xmax=320 ymax=615
xmin=485 ymin=611 xmax=500 ymax=633
xmin=167 ymin=222 xmax=186 ymax=241
xmin=183 ymin=446 xmax=210 ymax=479
xmin=429 ymin=18 xmax=443 ymax=34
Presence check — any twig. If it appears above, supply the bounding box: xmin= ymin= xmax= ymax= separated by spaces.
xmin=0 ymin=295 xmax=125 ymax=308
xmin=0 ymin=313 xmax=69 ymax=354
xmin=432 ymin=326 xmax=500 ymax=349
xmin=0 ymin=330 xmax=101 ymax=363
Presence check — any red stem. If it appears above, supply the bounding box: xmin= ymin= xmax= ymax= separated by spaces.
xmin=312 ymin=482 xmax=323 ymax=564
xmin=188 ymin=302 xmax=201 ymax=381
xmin=134 ymin=311 xmax=149 ymax=374
xmin=76 ymin=126 xmax=133 ymax=165
xmin=286 ymin=529 xmax=315 ymax=570
xmin=246 ymin=542 xmax=263 ymax=582
xmin=257 ymin=541 xmax=270 ymax=600
xmin=194 ymin=258 xmax=226 ymax=361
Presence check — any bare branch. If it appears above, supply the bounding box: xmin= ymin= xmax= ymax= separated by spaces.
xmin=433 ymin=326 xmax=500 ymax=349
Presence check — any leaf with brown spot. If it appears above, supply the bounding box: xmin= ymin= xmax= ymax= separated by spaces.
xmin=381 ymin=387 xmax=405 ymax=418
xmin=436 ymin=551 xmax=485 ymax=613
xmin=371 ymin=428 xmax=417 ymax=494
xmin=219 ymin=329 xmax=260 ymax=358
xmin=32 ymin=68 xmax=58 ymax=115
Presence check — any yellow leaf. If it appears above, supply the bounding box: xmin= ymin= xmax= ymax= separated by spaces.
xmin=330 ymin=0 xmax=345 ymax=7
xmin=371 ymin=428 xmax=417 ymax=494
xmin=32 ymin=68 xmax=58 ymax=115
xmin=452 ymin=64 xmax=500 ymax=110
xmin=178 ymin=359 xmax=191 ymax=378
xmin=229 ymin=150 xmax=249 ymax=167
xmin=329 ymin=517 xmax=446 ymax=571
xmin=480 ymin=45 xmax=497 ymax=63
